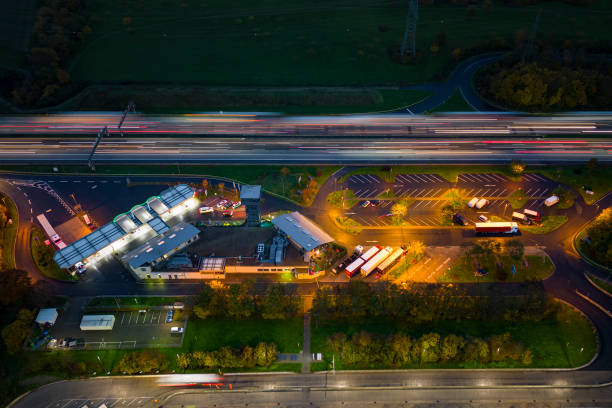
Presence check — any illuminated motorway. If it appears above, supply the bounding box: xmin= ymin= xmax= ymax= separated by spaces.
xmin=1 ymin=113 xmax=612 ymax=137
xmin=0 ymin=137 xmax=611 ymax=163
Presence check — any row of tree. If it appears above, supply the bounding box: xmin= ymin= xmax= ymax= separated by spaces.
xmin=11 ymin=0 xmax=91 ymax=107
xmin=176 ymin=342 xmax=278 ymax=370
xmin=326 ymin=331 xmax=532 ymax=367
xmin=583 ymin=208 xmax=612 ymax=268
xmin=116 ymin=350 xmax=169 ymax=375
xmin=192 ymin=281 xmax=302 ymax=320
xmin=312 ymin=281 xmax=550 ymax=323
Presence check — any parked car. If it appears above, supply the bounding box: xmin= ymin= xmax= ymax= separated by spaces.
xmin=360 ymin=200 xmax=371 ymax=208
xmin=232 ymin=201 xmax=242 ymax=208
xmin=467 ymin=197 xmax=479 ymax=208
xmin=477 ymin=215 xmax=489 ymax=223
xmin=170 ymin=327 xmax=184 ymax=334
xmin=370 ymin=200 xmax=380 ymax=207
xmin=475 ymin=198 xmax=489 ymax=209
xmin=216 ymin=199 xmax=228 ymax=208
xmin=166 ymin=310 xmax=174 ymax=323
xmin=453 ymin=213 xmax=469 ymax=226
xmin=223 ymin=209 xmax=233 ymax=217
xmin=544 ymin=195 xmax=559 ymax=207
xmin=199 ymin=206 xmax=213 ymax=214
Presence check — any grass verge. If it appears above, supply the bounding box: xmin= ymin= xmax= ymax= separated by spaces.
xmin=341 ymin=165 xmax=520 ymax=183
xmin=530 ymin=165 xmax=612 ymax=205
xmin=508 ymin=189 xmax=529 ymax=209
xmin=586 ymin=273 xmax=612 ymax=296
xmin=182 ymin=317 xmax=303 ymax=354
xmin=428 ymin=89 xmax=475 ymax=113
xmin=334 ymin=216 xmax=363 ymax=235
xmin=30 ymin=226 xmax=72 ymax=281
xmin=0 ymin=165 xmax=340 ymax=207
xmin=87 ymin=296 xmax=183 ymax=308
xmin=522 ymin=216 xmax=568 ymax=234
xmin=310 ymin=300 xmax=596 ymax=369
xmin=439 ymin=254 xmax=554 ymax=283
xmin=327 ymin=190 xmax=359 ymax=209
xmin=0 ymin=192 xmax=18 ymax=270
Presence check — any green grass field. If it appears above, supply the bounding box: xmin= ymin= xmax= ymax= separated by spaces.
xmin=30 ymin=226 xmax=72 ymax=281
xmin=182 ymin=317 xmax=303 ymax=353
xmin=508 ymin=189 xmax=529 ymax=209
xmin=0 ymin=193 xmax=18 ymax=270
xmin=67 ymin=1 xmax=612 ymax=86
xmin=62 ymin=86 xmax=431 ymax=113
xmin=530 ymin=165 xmax=612 ymax=205
xmin=429 ymin=89 xmax=475 ymax=113
xmin=310 ymin=301 xmax=596 ymax=369
xmin=439 ymin=254 xmax=554 ymax=283
xmin=522 ymin=215 xmax=568 ymax=234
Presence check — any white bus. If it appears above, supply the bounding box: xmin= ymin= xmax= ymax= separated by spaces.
xmin=36 ymin=214 xmax=66 ymax=249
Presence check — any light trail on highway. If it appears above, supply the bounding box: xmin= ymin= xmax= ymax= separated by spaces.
xmin=0 ymin=136 xmax=610 ymax=163
xmin=0 ymin=112 xmax=611 ymax=137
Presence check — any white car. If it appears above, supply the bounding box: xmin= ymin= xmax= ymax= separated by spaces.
xmin=170 ymin=327 xmax=184 ymax=334
xmin=232 ymin=201 xmax=242 ymax=208
xmin=216 ymin=200 xmax=228 ymax=208
xmin=199 ymin=206 xmax=213 ymax=214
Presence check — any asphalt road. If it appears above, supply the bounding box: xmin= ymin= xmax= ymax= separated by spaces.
xmin=0 ymin=137 xmax=611 ymax=164
xmin=12 ymin=370 xmax=612 ymax=408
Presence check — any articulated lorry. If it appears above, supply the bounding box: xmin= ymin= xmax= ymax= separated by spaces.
xmin=36 ymin=214 xmax=66 ymax=249
xmin=345 ymin=245 xmax=380 ymax=278
xmin=374 ymin=248 xmax=405 ymax=278
xmin=360 ymin=246 xmax=393 ymax=277
xmin=474 ymin=222 xmax=518 ymax=235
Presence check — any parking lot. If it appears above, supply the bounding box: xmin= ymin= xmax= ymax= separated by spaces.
xmin=341 ymin=172 xmax=558 ymax=228
xmin=196 ymin=194 xmax=246 ymax=225
xmin=44 ymin=397 xmax=153 ymax=408
xmin=49 ymin=309 xmax=184 ymax=349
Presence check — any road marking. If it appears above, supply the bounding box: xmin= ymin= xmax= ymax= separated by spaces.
xmin=525 ymin=188 xmax=534 ymax=195
xmin=490 ymin=189 xmax=499 ymax=197
xmin=500 ymin=188 xmax=508 ymax=196
xmin=366 ymin=240 xmax=379 ymax=243
xmin=92 ymin=185 xmax=98 ymax=189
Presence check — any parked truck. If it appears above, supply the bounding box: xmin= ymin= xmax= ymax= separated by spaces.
xmin=523 ymin=209 xmax=541 ymax=223
xmin=374 ymin=248 xmax=405 ymax=277
xmin=474 ymin=222 xmax=518 ymax=235
xmin=345 ymin=245 xmax=381 ymax=278
xmin=36 ymin=214 xmax=66 ymax=249
xmin=475 ymin=198 xmax=490 ymax=209
xmin=361 ymin=246 xmax=393 ymax=277
xmin=511 ymin=211 xmax=531 ymax=225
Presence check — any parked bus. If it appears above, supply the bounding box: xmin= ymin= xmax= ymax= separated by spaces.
xmin=36 ymin=214 xmax=66 ymax=249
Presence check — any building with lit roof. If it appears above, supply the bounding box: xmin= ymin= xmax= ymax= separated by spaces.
xmin=120 ymin=222 xmax=200 ymax=279
xmin=53 ymin=184 xmax=196 ymax=269
xmin=271 ymin=211 xmax=334 ymax=261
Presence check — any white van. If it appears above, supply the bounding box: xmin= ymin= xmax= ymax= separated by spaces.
xmin=467 ymin=197 xmax=479 ymax=208
xmin=544 ymin=196 xmax=559 ymax=207
xmin=475 ymin=198 xmax=490 ymax=209
xmin=512 ymin=211 xmax=531 ymax=224
xmin=170 ymin=327 xmax=184 ymax=334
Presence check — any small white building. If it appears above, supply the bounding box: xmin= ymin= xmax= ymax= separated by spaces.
xmin=80 ymin=315 xmax=115 ymax=331
xmin=272 ymin=212 xmax=334 ymax=261
xmin=35 ymin=308 xmax=58 ymax=326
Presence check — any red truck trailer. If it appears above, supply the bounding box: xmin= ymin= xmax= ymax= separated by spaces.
xmin=345 ymin=245 xmax=381 ymax=278
xmin=474 ymin=222 xmax=518 ymax=235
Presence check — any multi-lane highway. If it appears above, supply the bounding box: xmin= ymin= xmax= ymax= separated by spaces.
xmin=0 ymin=137 xmax=611 ymax=163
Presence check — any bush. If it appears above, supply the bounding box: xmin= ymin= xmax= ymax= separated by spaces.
xmin=116 ymin=350 xmax=169 ymax=374
xmin=583 ymin=208 xmax=612 ymax=267
xmin=179 ymin=342 xmax=277 ymax=369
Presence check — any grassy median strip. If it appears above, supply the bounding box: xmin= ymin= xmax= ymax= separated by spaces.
xmin=507 ymin=189 xmax=529 ymax=209
xmin=522 ymin=215 xmax=568 ymax=234
xmin=327 ymin=190 xmax=359 ymax=209
xmin=30 ymin=226 xmax=73 ymax=281
xmin=334 ymin=216 xmax=363 ymax=235
xmin=586 ymin=273 xmax=612 ymax=296
xmin=0 ymin=193 xmax=18 ymax=270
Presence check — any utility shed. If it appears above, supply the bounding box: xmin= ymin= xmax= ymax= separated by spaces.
xmin=35 ymin=308 xmax=58 ymax=326
xmin=80 ymin=315 xmax=116 ymax=331
xmin=272 ymin=211 xmax=334 ymax=261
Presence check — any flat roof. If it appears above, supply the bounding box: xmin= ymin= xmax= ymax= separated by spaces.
xmin=54 ymin=184 xmax=193 ymax=268
xmin=240 ymin=185 xmax=261 ymax=200
xmin=272 ymin=211 xmax=333 ymax=251
xmin=121 ymin=222 xmax=200 ymax=269
xmin=35 ymin=308 xmax=58 ymax=325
